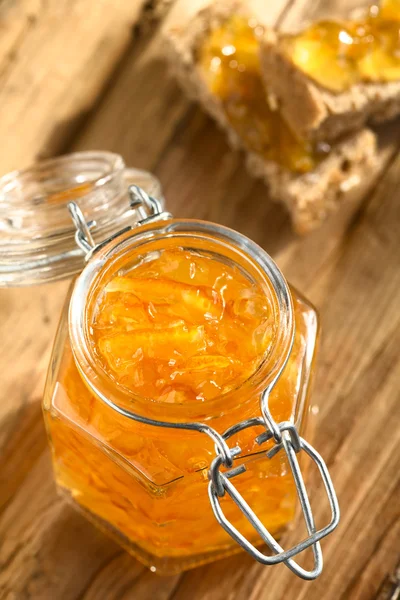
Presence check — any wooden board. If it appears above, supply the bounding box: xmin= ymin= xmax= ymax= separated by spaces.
xmin=0 ymin=0 xmax=148 ymax=175
xmin=0 ymin=1 xmax=400 ymax=599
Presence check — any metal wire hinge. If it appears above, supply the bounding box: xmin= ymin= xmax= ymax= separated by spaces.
xmin=67 ymin=184 xmax=172 ymax=259
xmin=207 ymin=390 xmax=340 ymax=581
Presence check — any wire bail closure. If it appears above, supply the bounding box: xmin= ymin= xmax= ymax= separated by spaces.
xmin=208 ymin=415 xmax=340 ymax=580
xmin=68 ymin=187 xmax=340 ymax=581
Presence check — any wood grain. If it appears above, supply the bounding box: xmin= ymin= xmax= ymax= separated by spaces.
xmin=0 ymin=0 xmax=148 ymax=175
xmin=0 ymin=1 xmax=399 ymax=599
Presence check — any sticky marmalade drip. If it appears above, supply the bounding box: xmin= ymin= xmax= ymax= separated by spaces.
xmin=90 ymin=246 xmax=276 ymax=403
xmin=198 ymin=16 xmax=321 ymax=173
xmin=280 ymin=0 xmax=400 ymax=93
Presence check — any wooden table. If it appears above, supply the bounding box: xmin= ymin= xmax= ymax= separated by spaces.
xmin=0 ymin=1 xmax=399 ymax=598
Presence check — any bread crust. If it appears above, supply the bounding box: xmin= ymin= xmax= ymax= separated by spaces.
xmin=164 ymin=0 xmax=379 ymax=232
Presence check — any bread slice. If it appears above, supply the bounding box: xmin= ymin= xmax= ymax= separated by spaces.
xmin=260 ymin=28 xmax=400 ymax=143
xmin=163 ymin=0 xmax=379 ymax=233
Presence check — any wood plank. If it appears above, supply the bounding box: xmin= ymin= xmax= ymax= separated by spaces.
xmin=81 ymin=556 xmax=180 ymax=600
xmin=0 ymin=451 xmax=121 ymax=599
xmin=0 ymin=282 xmax=69 ymax=457
xmin=70 ymin=20 xmax=191 ymax=172
xmin=0 ymin=0 xmax=148 ymax=175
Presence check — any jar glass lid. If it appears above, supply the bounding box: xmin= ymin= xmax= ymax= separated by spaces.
xmin=0 ymin=152 xmax=163 ymax=286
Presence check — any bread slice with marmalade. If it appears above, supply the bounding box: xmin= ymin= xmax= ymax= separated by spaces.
xmin=260 ymin=0 xmax=400 ymax=143
xmin=163 ymin=0 xmax=379 ymax=233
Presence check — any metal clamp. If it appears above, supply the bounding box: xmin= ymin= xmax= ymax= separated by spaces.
xmin=68 ymin=201 xmax=97 ymax=254
xmin=67 ymin=184 xmax=172 ymax=259
xmin=68 ymin=186 xmax=340 ymax=581
xmin=128 ymin=184 xmax=172 ymax=224
xmin=208 ymin=417 xmax=340 ymax=580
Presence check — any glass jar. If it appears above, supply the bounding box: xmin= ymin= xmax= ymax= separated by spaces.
xmin=40 ymin=190 xmax=339 ymax=578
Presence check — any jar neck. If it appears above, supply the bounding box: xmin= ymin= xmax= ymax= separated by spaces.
xmin=69 ymin=218 xmax=295 ymax=424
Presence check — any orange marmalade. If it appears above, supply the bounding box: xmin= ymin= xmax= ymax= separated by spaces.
xmin=279 ymin=0 xmax=400 ymax=92
xmin=43 ymin=221 xmax=318 ymax=573
xmin=91 ymin=247 xmax=275 ymax=403
xmin=198 ymin=16 xmax=323 ymax=173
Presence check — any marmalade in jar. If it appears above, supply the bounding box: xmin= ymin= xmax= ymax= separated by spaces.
xmin=43 ymin=219 xmax=318 ymax=573
xmin=91 ymin=247 xmax=275 ymax=403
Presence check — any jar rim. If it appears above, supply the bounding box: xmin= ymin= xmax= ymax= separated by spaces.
xmin=69 ymin=218 xmax=295 ymax=424
xmin=0 ymin=151 xmax=162 ymax=286
xmin=0 ymin=151 xmax=124 ymax=204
